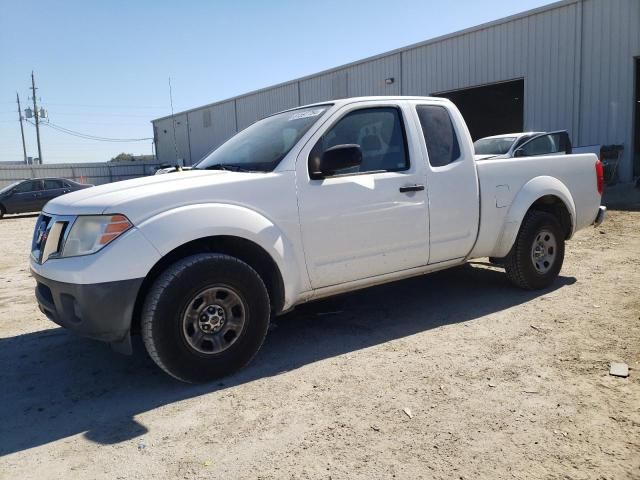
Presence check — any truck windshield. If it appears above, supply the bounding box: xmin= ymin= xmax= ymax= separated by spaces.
xmin=474 ymin=137 xmax=516 ymax=155
xmin=195 ymin=105 xmax=331 ymax=172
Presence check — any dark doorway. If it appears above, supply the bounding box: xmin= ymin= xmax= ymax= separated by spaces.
xmin=434 ymin=79 xmax=524 ymax=141
xmin=634 ymin=58 xmax=640 ymax=177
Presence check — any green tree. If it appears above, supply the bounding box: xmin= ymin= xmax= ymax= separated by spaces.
xmin=110 ymin=153 xmax=135 ymax=162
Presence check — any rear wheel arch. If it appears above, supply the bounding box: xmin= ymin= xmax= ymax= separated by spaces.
xmin=527 ymin=195 xmax=573 ymax=239
xmin=131 ymin=235 xmax=285 ymax=335
xmin=496 ymin=177 xmax=576 ymax=258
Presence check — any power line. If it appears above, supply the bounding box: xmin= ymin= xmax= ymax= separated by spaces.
xmin=43 ymin=119 xmax=154 ymax=125
xmin=45 ymin=102 xmax=167 ymax=109
xmin=27 ymin=120 xmax=152 ymax=142
xmin=1 ymin=111 xmax=160 ymax=117
xmin=44 ymin=122 xmax=153 ymax=142
xmin=48 ymin=112 xmax=160 ymax=118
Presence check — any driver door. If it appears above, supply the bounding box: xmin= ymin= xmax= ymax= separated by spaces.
xmin=295 ymin=101 xmax=429 ymax=289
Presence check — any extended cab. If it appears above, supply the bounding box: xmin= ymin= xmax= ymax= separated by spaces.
xmin=30 ymin=97 xmax=606 ymax=382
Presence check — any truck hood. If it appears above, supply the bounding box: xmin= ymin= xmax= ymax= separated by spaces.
xmin=43 ymin=170 xmax=273 ymax=224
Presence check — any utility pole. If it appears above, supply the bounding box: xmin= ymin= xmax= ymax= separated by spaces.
xmin=16 ymin=92 xmax=27 ymax=164
xmin=30 ymin=71 xmax=43 ymax=163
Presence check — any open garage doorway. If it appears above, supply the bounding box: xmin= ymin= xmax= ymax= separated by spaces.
xmin=434 ymin=79 xmax=524 ymax=141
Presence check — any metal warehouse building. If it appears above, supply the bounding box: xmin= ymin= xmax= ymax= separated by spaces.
xmin=152 ymin=0 xmax=640 ymax=182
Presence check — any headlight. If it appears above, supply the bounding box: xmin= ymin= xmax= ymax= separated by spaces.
xmin=62 ymin=214 xmax=132 ymax=257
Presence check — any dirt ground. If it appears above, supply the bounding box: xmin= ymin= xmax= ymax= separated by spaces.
xmin=0 ymin=210 xmax=638 ymax=480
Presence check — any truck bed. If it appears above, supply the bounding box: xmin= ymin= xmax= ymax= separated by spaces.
xmin=471 ymin=153 xmax=602 ymax=259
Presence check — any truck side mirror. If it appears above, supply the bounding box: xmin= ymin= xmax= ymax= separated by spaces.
xmin=310 ymin=144 xmax=362 ymax=179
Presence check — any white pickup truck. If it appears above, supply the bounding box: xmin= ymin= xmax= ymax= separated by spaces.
xmin=30 ymin=96 xmax=606 ymax=383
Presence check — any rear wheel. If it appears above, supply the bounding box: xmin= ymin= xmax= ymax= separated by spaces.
xmin=142 ymin=253 xmax=270 ymax=383
xmin=0 ymin=205 xmax=5 ymax=219
xmin=504 ymin=211 xmax=565 ymax=290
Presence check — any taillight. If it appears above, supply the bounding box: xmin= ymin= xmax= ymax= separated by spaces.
xmin=595 ymin=159 xmax=604 ymax=195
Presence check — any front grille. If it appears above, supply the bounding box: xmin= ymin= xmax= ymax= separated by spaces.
xmin=31 ymin=215 xmax=51 ymax=263
xmin=31 ymin=214 xmax=75 ymax=263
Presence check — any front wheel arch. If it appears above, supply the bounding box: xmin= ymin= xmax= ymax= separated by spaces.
xmin=141 ymin=253 xmax=271 ymax=382
xmin=131 ymin=235 xmax=285 ymax=335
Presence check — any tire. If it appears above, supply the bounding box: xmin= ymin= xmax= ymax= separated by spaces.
xmin=504 ymin=210 xmax=565 ymax=290
xmin=142 ymin=253 xmax=270 ymax=383
xmin=0 ymin=205 xmax=5 ymax=219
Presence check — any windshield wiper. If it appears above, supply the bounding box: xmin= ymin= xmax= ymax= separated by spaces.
xmin=202 ymin=163 xmax=255 ymax=172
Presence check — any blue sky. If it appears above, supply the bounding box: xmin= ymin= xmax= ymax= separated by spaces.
xmin=0 ymin=0 xmax=552 ymax=163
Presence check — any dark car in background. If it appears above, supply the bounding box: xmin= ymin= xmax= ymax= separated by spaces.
xmin=0 ymin=178 xmax=92 ymax=218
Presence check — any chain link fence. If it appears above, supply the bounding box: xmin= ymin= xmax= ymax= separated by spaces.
xmin=0 ymin=161 xmax=163 ymax=188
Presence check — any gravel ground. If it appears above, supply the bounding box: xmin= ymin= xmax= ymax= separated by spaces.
xmin=0 ymin=211 xmax=638 ymax=480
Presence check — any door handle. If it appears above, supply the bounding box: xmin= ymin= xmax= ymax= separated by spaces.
xmin=399 ymin=184 xmax=425 ymax=193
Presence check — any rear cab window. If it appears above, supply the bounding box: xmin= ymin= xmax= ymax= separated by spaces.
xmin=416 ymin=105 xmax=461 ymax=167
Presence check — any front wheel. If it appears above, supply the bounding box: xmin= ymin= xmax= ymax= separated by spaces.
xmin=504 ymin=211 xmax=565 ymax=290
xmin=141 ymin=253 xmax=270 ymax=383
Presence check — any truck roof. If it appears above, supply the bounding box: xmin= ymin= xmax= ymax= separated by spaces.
xmin=269 ymin=96 xmax=454 ymax=117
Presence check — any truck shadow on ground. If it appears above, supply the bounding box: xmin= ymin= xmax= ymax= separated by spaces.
xmin=0 ymin=263 xmax=575 ymax=456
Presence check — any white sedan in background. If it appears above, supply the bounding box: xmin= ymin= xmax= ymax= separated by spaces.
xmin=473 ymin=132 xmax=545 ymax=160
xmin=474 ymin=130 xmax=572 ymax=161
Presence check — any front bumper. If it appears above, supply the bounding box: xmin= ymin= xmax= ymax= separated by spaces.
xmin=593 ymin=205 xmax=607 ymax=227
xmin=33 ymin=272 xmax=143 ymax=352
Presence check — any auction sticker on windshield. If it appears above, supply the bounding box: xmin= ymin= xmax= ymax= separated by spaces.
xmin=288 ymin=108 xmax=326 ymax=121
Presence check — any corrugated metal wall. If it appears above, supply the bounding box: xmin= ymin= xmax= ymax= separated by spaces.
xmin=187 ymin=100 xmax=237 ymax=162
xmin=403 ymin=2 xmax=580 ymax=135
xmin=579 ymin=0 xmax=640 ymax=182
xmin=0 ymin=161 xmax=162 ymax=188
xmin=152 ymin=0 xmax=640 ymax=181
xmin=236 ymin=83 xmax=299 ymax=130
xmin=299 ymin=70 xmax=348 ymax=104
